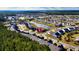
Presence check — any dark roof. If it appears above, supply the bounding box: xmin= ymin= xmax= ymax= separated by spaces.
xmin=59 ymin=30 xmax=65 ymax=35
xmin=12 ymin=24 xmax=18 ymax=30
xmin=30 ymin=27 xmax=36 ymax=31
xmin=69 ymin=28 xmax=75 ymax=31
xmin=55 ymin=32 xmax=61 ymax=38
xmin=75 ymin=27 xmax=79 ymax=30
xmin=64 ymin=28 xmax=70 ymax=32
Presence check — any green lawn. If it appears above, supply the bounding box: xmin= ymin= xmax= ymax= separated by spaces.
xmin=60 ymin=31 xmax=79 ymax=46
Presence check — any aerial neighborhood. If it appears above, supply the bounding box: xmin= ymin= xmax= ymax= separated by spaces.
xmin=3 ymin=13 xmax=79 ymax=51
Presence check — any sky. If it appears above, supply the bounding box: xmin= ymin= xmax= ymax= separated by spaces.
xmin=0 ymin=7 xmax=79 ymax=10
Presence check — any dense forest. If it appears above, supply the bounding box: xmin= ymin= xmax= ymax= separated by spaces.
xmin=0 ymin=24 xmax=50 ymax=51
xmin=0 ymin=10 xmax=79 ymax=16
xmin=46 ymin=10 xmax=79 ymax=15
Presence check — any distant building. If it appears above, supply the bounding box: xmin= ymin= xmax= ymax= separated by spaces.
xmin=19 ymin=17 xmax=26 ymax=20
xmin=30 ymin=21 xmax=50 ymax=29
xmin=36 ymin=27 xmax=45 ymax=33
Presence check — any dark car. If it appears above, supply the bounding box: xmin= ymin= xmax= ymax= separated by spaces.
xmin=58 ymin=44 xmax=67 ymax=51
xmin=48 ymin=40 xmax=53 ymax=44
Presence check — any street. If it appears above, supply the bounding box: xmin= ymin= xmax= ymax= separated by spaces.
xmin=20 ymin=32 xmax=60 ymax=51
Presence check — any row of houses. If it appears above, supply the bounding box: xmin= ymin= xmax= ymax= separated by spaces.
xmin=54 ymin=26 xmax=79 ymax=38
xmin=11 ymin=21 xmax=50 ymax=33
xmin=5 ymin=14 xmax=79 ymax=28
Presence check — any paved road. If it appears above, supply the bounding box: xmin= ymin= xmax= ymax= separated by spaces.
xmin=10 ymin=26 xmax=60 ymax=51
xmin=20 ymin=32 xmax=60 ymax=51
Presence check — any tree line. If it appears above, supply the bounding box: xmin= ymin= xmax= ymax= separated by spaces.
xmin=0 ymin=24 xmax=50 ymax=51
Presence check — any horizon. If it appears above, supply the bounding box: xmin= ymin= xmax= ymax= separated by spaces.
xmin=0 ymin=7 xmax=79 ymax=11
